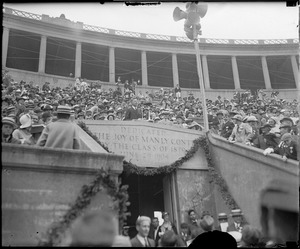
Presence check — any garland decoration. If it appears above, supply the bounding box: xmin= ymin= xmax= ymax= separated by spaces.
xmin=38 ymin=168 xmax=130 ymax=246
xmin=77 ymin=121 xmax=239 ymax=210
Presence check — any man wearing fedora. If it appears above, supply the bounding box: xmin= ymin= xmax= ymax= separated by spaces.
xmin=36 ymin=105 xmax=81 ymax=150
xmin=2 ymin=117 xmax=21 ymax=144
xmin=227 ymin=209 xmax=247 ymax=233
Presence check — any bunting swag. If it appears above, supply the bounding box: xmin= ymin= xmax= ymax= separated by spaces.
xmin=78 ymin=121 xmax=239 ymax=210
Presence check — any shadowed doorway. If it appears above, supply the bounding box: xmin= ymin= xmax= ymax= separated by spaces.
xmin=120 ymin=173 xmax=165 ymax=238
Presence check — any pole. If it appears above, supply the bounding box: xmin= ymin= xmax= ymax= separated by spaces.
xmin=193 ymin=26 xmax=209 ymax=131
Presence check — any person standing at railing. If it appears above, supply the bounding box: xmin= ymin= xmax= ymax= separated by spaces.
xmin=36 ymin=105 xmax=81 ymax=150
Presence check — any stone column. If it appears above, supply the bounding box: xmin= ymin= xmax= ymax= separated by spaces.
xmin=201 ymin=55 xmax=211 ymax=89
xmin=2 ymin=27 xmax=10 ymax=67
xmin=109 ymin=47 xmax=115 ymax=83
xmin=291 ymin=55 xmax=299 ymax=89
xmin=172 ymin=53 xmax=179 ymax=87
xmin=231 ymin=56 xmax=241 ymax=89
xmin=261 ymin=56 xmax=272 ymax=89
xmin=141 ymin=51 xmax=148 ymax=86
xmin=38 ymin=35 xmax=47 ymax=73
xmin=75 ymin=42 xmax=82 ymax=78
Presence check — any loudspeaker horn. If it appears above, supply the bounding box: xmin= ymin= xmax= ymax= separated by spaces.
xmin=173 ymin=7 xmax=187 ymax=21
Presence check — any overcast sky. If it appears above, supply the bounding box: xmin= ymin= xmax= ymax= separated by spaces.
xmin=3 ymin=2 xmax=299 ymax=39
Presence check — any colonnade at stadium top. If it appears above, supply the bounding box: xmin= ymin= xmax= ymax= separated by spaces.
xmin=2 ymin=7 xmax=300 ymax=100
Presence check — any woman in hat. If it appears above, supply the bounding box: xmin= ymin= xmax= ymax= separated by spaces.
xmin=12 ymin=113 xmax=36 ymax=145
xmin=228 ymin=115 xmax=252 ymax=144
xmin=2 ymin=117 xmax=21 ymax=144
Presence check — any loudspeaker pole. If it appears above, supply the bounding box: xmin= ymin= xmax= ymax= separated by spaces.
xmin=193 ymin=26 xmax=209 ymax=131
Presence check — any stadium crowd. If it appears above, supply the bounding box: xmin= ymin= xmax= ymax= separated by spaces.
xmin=1 ymin=72 xmax=299 ymax=160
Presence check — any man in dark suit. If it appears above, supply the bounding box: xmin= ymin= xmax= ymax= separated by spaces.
xmin=130 ymin=216 xmax=155 ymax=247
xmin=227 ymin=209 xmax=247 ymax=233
xmin=124 ymin=98 xmax=142 ymax=120
xmin=148 ymin=217 xmax=161 ymax=246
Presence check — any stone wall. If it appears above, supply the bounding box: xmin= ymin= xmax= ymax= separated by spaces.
xmin=2 ymin=143 xmax=124 ymax=246
xmin=207 ymin=132 xmax=299 ymax=230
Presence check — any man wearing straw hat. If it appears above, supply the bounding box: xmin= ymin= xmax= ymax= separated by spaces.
xmin=36 ymin=105 xmax=81 ymax=150
xmin=2 ymin=117 xmax=21 ymax=144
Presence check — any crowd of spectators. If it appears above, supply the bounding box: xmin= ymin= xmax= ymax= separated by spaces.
xmin=1 ymin=71 xmax=299 ymax=160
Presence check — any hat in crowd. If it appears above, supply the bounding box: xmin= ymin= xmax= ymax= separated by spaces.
xmin=162 ymin=212 xmax=169 ymax=218
xmin=232 ymin=115 xmax=242 ymax=122
xmin=218 ymin=213 xmax=228 ymax=220
xmin=6 ymin=105 xmax=16 ymax=114
xmin=229 ymin=110 xmax=239 ymax=115
xmin=231 ymin=209 xmax=243 ymax=217
xmin=159 ymin=111 xmax=170 ymax=117
xmin=19 ymin=114 xmax=32 ymax=129
xmin=261 ymin=123 xmax=271 ymax=129
xmin=116 ymin=107 xmax=123 ymax=113
xmin=216 ymin=110 xmax=224 ymax=116
xmin=77 ymin=112 xmax=84 ymax=117
xmin=279 ymin=124 xmax=291 ymax=129
xmin=56 ymin=105 xmax=71 ymax=115
xmin=2 ymin=117 xmax=17 ymax=128
xmin=25 ymin=102 xmax=35 ymax=110
xmin=246 ymin=116 xmax=258 ymax=122
xmin=281 ymin=133 xmax=292 ymax=141
xmin=280 ymin=117 xmax=293 ymax=125
xmin=107 ymin=113 xmax=115 ymax=120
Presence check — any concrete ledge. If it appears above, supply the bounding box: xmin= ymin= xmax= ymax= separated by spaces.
xmin=2 ymin=143 xmax=124 ymax=174
xmin=208 ymin=132 xmax=299 ymax=175
xmin=207 ymin=132 xmax=299 ymax=230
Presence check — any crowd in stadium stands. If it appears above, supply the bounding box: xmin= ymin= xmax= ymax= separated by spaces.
xmin=1 ymin=71 xmax=299 ymax=160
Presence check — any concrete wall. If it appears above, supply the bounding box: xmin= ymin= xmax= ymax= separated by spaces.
xmin=207 ymin=132 xmax=299 ymax=230
xmin=2 ymin=143 xmax=124 ymax=246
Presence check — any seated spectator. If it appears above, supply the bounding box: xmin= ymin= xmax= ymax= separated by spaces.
xmin=2 ymin=117 xmax=21 ymax=144
xmin=251 ymin=123 xmax=279 ymax=149
xmin=40 ymin=111 xmax=52 ymax=125
xmin=12 ymin=114 xmax=36 ymax=145
xmin=263 ymin=133 xmax=297 ymax=161
xmin=228 ymin=115 xmax=252 ymax=144
xmin=36 ymin=105 xmax=81 ymax=150
xmin=70 ymin=210 xmax=116 ymax=247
